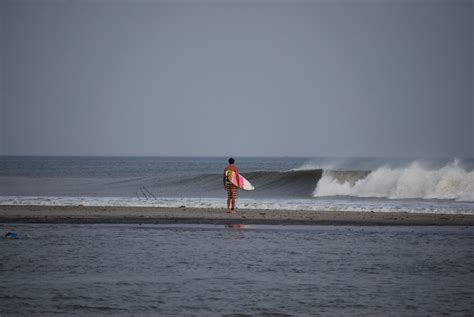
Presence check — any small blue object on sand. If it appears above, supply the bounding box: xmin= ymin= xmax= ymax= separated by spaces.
xmin=5 ymin=231 xmax=17 ymax=239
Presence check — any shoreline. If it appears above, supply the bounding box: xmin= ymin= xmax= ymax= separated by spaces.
xmin=1 ymin=205 xmax=473 ymax=226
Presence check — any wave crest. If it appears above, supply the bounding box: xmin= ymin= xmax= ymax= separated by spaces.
xmin=313 ymin=160 xmax=474 ymax=201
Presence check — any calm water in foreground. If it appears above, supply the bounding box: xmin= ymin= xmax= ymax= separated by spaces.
xmin=1 ymin=224 xmax=473 ymax=316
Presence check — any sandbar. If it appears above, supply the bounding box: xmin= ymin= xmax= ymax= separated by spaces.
xmin=1 ymin=205 xmax=473 ymax=226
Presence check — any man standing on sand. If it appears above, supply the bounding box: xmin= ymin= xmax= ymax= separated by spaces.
xmin=223 ymin=158 xmax=241 ymax=213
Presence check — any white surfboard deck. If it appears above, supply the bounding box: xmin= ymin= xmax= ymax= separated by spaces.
xmin=225 ymin=170 xmax=255 ymax=191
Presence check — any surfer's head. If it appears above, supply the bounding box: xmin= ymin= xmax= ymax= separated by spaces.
xmin=228 ymin=158 xmax=235 ymax=165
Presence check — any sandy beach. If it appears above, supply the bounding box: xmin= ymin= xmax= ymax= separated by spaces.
xmin=1 ymin=205 xmax=473 ymax=225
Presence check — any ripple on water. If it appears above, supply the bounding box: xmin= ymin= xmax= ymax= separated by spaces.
xmin=0 ymin=224 xmax=473 ymax=316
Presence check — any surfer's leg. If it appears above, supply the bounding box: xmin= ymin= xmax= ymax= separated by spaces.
xmin=226 ymin=183 xmax=233 ymax=211
xmin=231 ymin=187 xmax=237 ymax=211
xmin=225 ymin=183 xmax=238 ymax=213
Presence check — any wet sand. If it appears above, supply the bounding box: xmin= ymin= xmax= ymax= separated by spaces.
xmin=0 ymin=205 xmax=473 ymax=225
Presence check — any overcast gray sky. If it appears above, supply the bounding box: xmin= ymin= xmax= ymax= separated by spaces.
xmin=1 ymin=0 xmax=472 ymax=157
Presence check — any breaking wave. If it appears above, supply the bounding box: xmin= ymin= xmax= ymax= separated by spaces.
xmin=1 ymin=159 xmax=472 ymax=202
xmin=313 ymin=160 xmax=474 ymax=202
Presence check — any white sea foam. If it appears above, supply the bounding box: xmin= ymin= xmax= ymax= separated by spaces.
xmin=291 ymin=157 xmax=352 ymax=171
xmin=292 ymin=163 xmax=334 ymax=171
xmin=1 ymin=195 xmax=473 ymax=214
xmin=292 ymin=157 xmax=408 ymax=172
xmin=314 ymin=159 xmax=474 ymax=202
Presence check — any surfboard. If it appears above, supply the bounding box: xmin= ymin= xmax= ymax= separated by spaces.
xmin=225 ymin=170 xmax=255 ymax=191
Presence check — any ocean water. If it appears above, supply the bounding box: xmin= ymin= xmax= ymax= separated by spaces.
xmin=2 ymin=158 xmax=473 ymax=316
xmin=1 ymin=156 xmax=473 ymax=214
xmin=1 ymin=224 xmax=473 ymax=316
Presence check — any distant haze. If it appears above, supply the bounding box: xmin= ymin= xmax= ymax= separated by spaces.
xmin=1 ymin=0 xmax=472 ymax=157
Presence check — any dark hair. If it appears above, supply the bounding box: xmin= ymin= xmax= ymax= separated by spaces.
xmin=228 ymin=158 xmax=235 ymax=164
